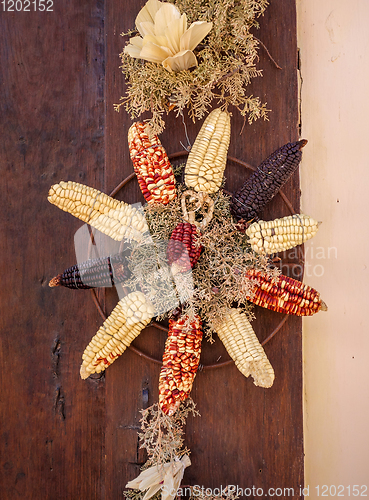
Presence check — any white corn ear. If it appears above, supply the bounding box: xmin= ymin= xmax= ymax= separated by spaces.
xmin=80 ymin=291 xmax=154 ymax=379
xmin=48 ymin=181 xmax=148 ymax=242
xmin=246 ymin=214 xmax=320 ymax=254
xmin=184 ymin=108 xmax=231 ymax=194
xmin=216 ymin=308 xmax=275 ymax=388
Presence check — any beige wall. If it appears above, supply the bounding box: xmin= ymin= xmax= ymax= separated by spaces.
xmin=297 ymin=0 xmax=369 ymax=492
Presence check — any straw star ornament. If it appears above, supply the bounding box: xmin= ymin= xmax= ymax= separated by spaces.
xmin=126 ymin=455 xmax=191 ymax=500
xmin=124 ymin=0 xmax=212 ymax=72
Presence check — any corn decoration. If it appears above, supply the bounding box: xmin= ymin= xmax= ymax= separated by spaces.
xmin=48 ymin=103 xmax=327 ymax=433
xmin=128 ymin=122 xmax=177 ymax=205
xmin=80 ymin=291 xmax=154 ymax=379
xmin=49 ymin=251 xmax=131 ymax=289
xmin=216 ymin=308 xmax=275 ymax=388
xmin=231 ymin=139 xmax=308 ymax=221
xmin=159 ymin=314 xmax=203 ymax=415
xmin=184 ymin=108 xmax=231 ymax=194
xmin=166 ymin=222 xmax=202 ymax=274
xmin=245 ymin=269 xmax=328 ymax=316
xmin=48 ymin=181 xmax=148 ymax=242
xmin=246 ymin=214 xmax=321 ymax=254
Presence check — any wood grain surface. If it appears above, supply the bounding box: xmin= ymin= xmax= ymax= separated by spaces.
xmin=0 ymin=0 xmax=303 ymax=498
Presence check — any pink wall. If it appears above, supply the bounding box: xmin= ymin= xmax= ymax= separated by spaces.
xmin=297 ymin=0 xmax=369 ymax=492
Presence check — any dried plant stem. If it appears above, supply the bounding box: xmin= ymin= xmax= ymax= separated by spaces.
xmin=254 ymin=37 xmax=283 ymax=70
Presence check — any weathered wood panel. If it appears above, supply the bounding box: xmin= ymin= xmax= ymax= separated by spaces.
xmin=0 ymin=3 xmax=106 ymax=499
xmin=0 ymin=0 xmax=303 ymax=498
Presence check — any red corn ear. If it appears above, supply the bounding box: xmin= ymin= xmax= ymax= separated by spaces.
xmin=245 ymin=269 xmax=328 ymax=316
xmin=166 ymin=222 xmax=202 ymax=273
xmin=159 ymin=314 xmax=203 ymax=415
xmin=128 ymin=122 xmax=176 ymax=205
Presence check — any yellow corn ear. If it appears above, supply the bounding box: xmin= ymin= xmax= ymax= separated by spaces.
xmin=80 ymin=291 xmax=154 ymax=379
xmin=246 ymin=214 xmax=320 ymax=254
xmin=184 ymin=108 xmax=231 ymax=194
xmin=216 ymin=308 xmax=275 ymax=388
xmin=48 ymin=181 xmax=148 ymax=242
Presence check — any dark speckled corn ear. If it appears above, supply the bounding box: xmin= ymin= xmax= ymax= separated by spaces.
xmin=231 ymin=140 xmax=308 ymax=221
xmin=49 ymin=251 xmax=131 ymax=289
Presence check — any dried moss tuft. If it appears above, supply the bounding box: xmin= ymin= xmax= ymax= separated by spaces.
xmin=116 ymin=0 xmax=269 ymax=134
xmin=124 ymin=399 xmax=240 ymax=500
xmin=139 ymin=399 xmax=199 ymax=466
xmin=124 ymin=179 xmax=274 ymax=336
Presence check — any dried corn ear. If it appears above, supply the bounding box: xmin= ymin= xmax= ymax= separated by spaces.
xmin=49 ymin=250 xmax=131 ymax=289
xmin=231 ymin=140 xmax=308 ymax=221
xmin=245 ymin=269 xmax=328 ymax=316
xmin=184 ymin=108 xmax=231 ymax=194
xmin=48 ymin=181 xmax=148 ymax=242
xmin=128 ymin=122 xmax=176 ymax=204
xmin=166 ymin=222 xmax=202 ymax=274
xmin=159 ymin=314 xmax=203 ymax=415
xmin=80 ymin=291 xmax=154 ymax=379
xmin=246 ymin=214 xmax=320 ymax=254
xmin=216 ymin=308 xmax=274 ymax=388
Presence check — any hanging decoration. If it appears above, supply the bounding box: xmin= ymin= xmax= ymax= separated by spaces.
xmin=48 ymin=0 xmax=326 ymax=495
xmin=48 ymin=107 xmax=327 ymax=499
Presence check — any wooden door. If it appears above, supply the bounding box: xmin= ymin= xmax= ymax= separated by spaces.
xmin=0 ymin=0 xmax=303 ymax=498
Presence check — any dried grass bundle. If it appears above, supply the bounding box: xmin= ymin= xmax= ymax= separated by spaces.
xmin=125 ymin=183 xmax=272 ymax=335
xmin=116 ymin=0 xmax=269 ymax=133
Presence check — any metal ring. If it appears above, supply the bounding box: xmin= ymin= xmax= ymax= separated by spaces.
xmin=90 ymin=151 xmax=300 ymax=368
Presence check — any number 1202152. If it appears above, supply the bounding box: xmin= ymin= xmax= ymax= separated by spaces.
xmin=316 ymin=485 xmax=367 ymax=497
xmin=1 ymin=0 xmax=53 ymax=11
